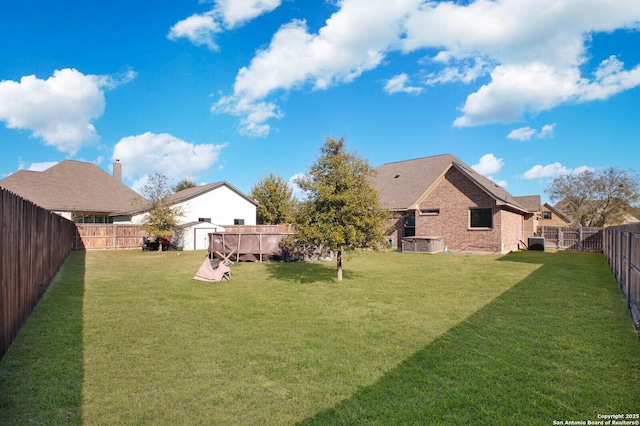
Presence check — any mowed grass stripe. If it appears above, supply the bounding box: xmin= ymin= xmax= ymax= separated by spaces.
xmin=1 ymin=249 xmax=638 ymax=425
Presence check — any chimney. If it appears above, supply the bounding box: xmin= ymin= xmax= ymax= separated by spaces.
xmin=113 ymin=159 xmax=122 ymax=182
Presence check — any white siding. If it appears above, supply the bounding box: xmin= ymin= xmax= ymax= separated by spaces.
xmin=177 ymin=185 xmax=256 ymax=226
xmin=175 ymin=223 xmax=225 ymax=250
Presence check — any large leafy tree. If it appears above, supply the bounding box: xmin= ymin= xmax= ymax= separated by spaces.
xmin=251 ymin=173 xmax=296 ymax=224
xmin=546 ymin=167 xmax=639 ymax=227
xmin=173 ymin=179 xmax=197 ymax=193
xmin=292 ymin=138 xmax=388 ymax=281
xmin=139 ymin=173 xmax=183 ymax=240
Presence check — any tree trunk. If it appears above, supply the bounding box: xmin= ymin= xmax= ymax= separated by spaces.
xmin=337 ymin=249 xmax=343 ymax=281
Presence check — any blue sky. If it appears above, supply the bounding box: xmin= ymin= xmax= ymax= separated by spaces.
xmin=1 ymin=0 xmax=639 ymax=204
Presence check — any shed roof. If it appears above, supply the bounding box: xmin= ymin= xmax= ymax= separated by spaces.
xmin=126 ymin=181 xmax=258 ymax=216
xmin=513 ymin=195 xmax=541 ymax=213
xmin=165 ymin=181 xmax=258 ymax=206
xmin=372 ymin=153 xmax=532 ymax=213
xmin=0 ymin=160 xmax=145 ymax=213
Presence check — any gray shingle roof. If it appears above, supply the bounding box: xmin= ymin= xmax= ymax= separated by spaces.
xmin=513 ymin=195 xmax=541 ymax=213
xmin=0 ymin=160 xmax=145 ymax=213
xmin=165 ymin=181 xmax=258 ymax=206
xmin=372 ymin=153 xmax=532 ymax=212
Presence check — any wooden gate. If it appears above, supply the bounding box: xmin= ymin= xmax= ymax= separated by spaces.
xmin=537 ymin=226 xmax=603 ymax=252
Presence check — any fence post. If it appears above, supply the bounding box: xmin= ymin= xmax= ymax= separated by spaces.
xmin=627 ymin=232 xmax=633 ymax=310
xmin=558 ymin=228 xmax=563 ymax=249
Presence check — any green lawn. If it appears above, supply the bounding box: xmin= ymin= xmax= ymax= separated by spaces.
xmin=1 ymin=249 xmax=638 ymax=425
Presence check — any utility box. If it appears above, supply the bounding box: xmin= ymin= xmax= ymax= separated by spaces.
xmin=401 ymin=236 xmax=444 ymax=253
xmin=528 ymin=236 xmax=545 ymax=251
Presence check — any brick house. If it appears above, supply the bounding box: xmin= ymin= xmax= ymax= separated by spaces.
xmin=371 ymin=154 xmax=540 ymax=254
xmin=539 ymin=202 xmax=572 ymax=226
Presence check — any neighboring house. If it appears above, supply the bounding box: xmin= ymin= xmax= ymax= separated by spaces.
xmin=161 ymin=181 xmax=257 ymax=227
xmin=553 ymin=198 xmax=640 ymax=227
xmin=539 ymin=202 xmax=572 ymax=227
xmin=131 ymin=181 xmax=258 ymax=250
xmin=371 ymin=154 xmax=540 ymax=254
xmin=1 ymin=160 xmax=257 ymax=251
xmin=0 ymin=160 xmax=144 ymax=223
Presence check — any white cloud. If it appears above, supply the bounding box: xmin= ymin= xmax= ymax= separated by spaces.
xmin=538 ymin=123 xmax=556 ymax=139
xmin=288 ymin=172 xmax=307 ymax=200
xmin=507 ymin=123 xmax=555 ymax=141
xmin=523 ymin=163 xmax=568 ymax=179
xmin=213 ymin=0 xmax=421 ymax=136
xmin=212 ymin=96 xmax=282 ymax=137
xmin=215 ymin=0 xmax=283 ymax=28
xmin=453 ymin=63 xmax=580 ymax=127
xmin=472 ymin=153 xmax=504 ymax=176
xmin=507 ymin=126 xmax=536 ymax=141
xmin=425 ymin=57 xmax=491 ymax=86
xmin=24 ymin=161 xmax=59 ymax=172
xmin=522 ymin=162 xmax=594 ymax=180
xmin=169 ymin=0 xmax=282 ymax=50
xmin=384 ymin=73 xmax=423 ymax=95
xmin=214 ymin=0 xmax=640 ymax=135
xmin=0 ymin=68 xmax=135 ymax=155
xmin=578 ymin=55 xmax=640 ymax=101
xmin=402 ymin=0 xmax=640 ymax=127
xmin=168 ymin=13 xmax=222 ymax=50
xmin=112 ymin=132 xmax=227 ymax=182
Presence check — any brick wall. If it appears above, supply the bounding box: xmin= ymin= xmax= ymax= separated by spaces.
xmin=501 ymin=208 xmax=525 ymax=252
xmin=414 ymin=167 xmax=503 ymax=252
xmin=381 ymin=167 xmax=533 ymax=253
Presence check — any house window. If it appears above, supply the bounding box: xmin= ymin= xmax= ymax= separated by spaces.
xmin=234 ymin=219 xmax=245 ymax=225
xmin=403 ymin=212 xmax=416 ymax=237
xmin=470 ymin=208 xmax=493 ymax=228
xmin=420 ymin=209 xmax=440 ymax=216
xmin=542 ymin=211 xmax=552 ymax=219
xmin=198 ymin=217 xmax=212 ymax=223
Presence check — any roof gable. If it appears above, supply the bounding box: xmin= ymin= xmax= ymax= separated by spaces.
xmin=511 ymin=195 xmax=541 ymax=213
xmin=372 ymin=153 xmax=529 ymax=212
xmin=166 ymin=181 xmax=258 ymax=206
xmin=0 ymin=160 xmax=144 ymax=213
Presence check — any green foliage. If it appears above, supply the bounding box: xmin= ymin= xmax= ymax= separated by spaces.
xmin=292 ymin=138 xmax=388 ymax=279
xmin=172 ymin=179 xmax=197 ymax=193
xmin=250 ymin=173 xmax=296 ymax=224
xmin=546 ymin=167 xmax=640 ymax=226
xmin=139 ymin=173 xmax=183 ymax=239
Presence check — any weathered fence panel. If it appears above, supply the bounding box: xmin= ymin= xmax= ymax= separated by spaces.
xmin=604 ymin=223 xmax=640 ymax=328
xmin=537 ymin=226 xmax=603 ymax=252
xmin=1 ymin=188 xmax=76 ymax=359
xmin=74 ymin=224 xmax=147 ymax=250
xmin=209 ymin=226 xmax=295 ymax=262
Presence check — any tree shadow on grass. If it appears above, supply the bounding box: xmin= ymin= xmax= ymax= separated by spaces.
xmin=297 ymin=250 xmax=639 ymax=425
xmin=265 ymin=260 xmax=358 ymax=284
xmin=0 ymin=251 xmax=85 ymax=425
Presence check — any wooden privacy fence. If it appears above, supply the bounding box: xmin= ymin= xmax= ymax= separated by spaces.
xmin=537 ymin=226 xmax=604 ymax=252
xmin=74 ymin=224 xmax=148 ymax=250
xmin=1 ymin=188 xmax=76 ymax=359
xmin=604 ymin=223 xmax=640 ymax=328
xmin=209 ymin=226 xmax=295 ymax=262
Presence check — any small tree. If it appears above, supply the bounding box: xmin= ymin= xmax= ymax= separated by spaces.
xmin=173 ymin=179 xmax=197 ymax=193
xmin=251 ymin=173 xmax=296 ymax=224
xmin=292 ymin=138 xmax=388 ymax=281
xmin=140 ymin=173 xmax=183 ymax=240
xmin=546 ymin=167 xmax=639 ymax=226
